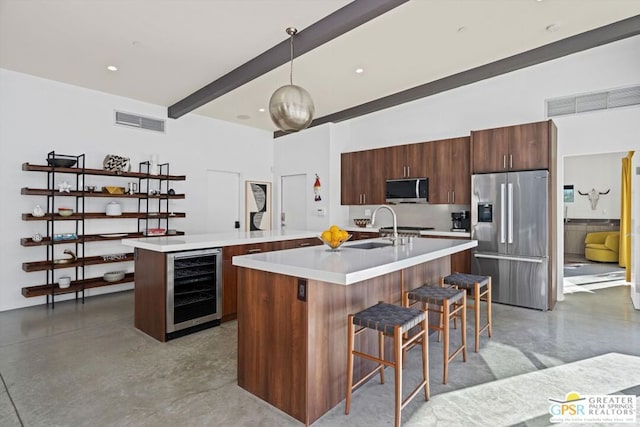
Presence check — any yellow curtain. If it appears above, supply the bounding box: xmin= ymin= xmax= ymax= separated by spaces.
xmin=620 ymin=151 xmax=634 ymax=280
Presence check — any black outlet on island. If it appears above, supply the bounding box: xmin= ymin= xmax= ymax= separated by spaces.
xmin=297 ymin=279 xmax=307 ymax=302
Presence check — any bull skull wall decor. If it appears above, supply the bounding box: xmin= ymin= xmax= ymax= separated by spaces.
xmin=577 ymin=188 xmax=610 ymax=210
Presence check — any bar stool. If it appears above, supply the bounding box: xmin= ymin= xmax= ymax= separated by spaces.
xmin=441 ymin=273 xmax=492 ymax=352
xmin=403 ymin=285 xmax=466 ymax=384
xmin=345 ymin=302 xmax=429 ymax=427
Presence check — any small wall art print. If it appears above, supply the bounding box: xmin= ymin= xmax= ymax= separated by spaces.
xmin=245 ymin=181 xmax=272 ymax=231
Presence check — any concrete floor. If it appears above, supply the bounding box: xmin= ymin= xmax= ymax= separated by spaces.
xmin=1 ymin=285 xmax=639 ymax=427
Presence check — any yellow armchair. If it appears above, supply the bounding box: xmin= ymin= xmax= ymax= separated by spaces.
xmin=584 ymin=231 xmax=620 ymax=264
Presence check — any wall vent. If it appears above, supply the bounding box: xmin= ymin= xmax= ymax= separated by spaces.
xmin=115 ymin=111 xmax=165 ymax=133
xmin=546 ymin=85 xmax=640 ymax=117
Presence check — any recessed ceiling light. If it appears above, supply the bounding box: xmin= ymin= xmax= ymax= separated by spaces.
xmin=236 ymin=114 xmax=251 ymax=120
xmin=355 ymin=68 xmax=364 ymax=74
xmin=107 ymin=65 xmax=118 ymax=72
xmin=546 ymin=23 xmax=560 ymax=32
xmin=258 ymin=108 xmax=265 ymax=113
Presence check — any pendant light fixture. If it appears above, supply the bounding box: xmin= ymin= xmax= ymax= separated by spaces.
xmin=269 ymin=27 xmax=315 ymax=132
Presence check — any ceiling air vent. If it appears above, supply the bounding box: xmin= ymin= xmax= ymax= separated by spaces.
xmin=546 ymin=85 xmax=640 ymax=118
xmin=115 ymin=111 xmax=165 ymax=133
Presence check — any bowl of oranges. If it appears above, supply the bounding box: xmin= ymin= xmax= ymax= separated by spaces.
xmin=319 ymin=225 xmax=352 ymax=251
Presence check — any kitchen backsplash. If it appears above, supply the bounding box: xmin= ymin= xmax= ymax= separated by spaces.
xmin=348 ymin=204 xmax=471 ymax=230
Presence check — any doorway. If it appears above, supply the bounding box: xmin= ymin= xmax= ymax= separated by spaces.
xmin=206 ymin=170 xmax=240 ymax=232
xmin=281 ymin=174 xmax=307 ymax=230
xmin=562 ymin=152 xmax=626 ymax=293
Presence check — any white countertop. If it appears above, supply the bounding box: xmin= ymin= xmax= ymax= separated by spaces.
xmin=341 ymin=226 xmax=470 ymax=238
xmin=232 ymin=237 xmax=477 ymax=285
xmin=420 ymin=230 xmax=471 ymax=238
xmin=121 ymin=229 xmax=318 ymax=252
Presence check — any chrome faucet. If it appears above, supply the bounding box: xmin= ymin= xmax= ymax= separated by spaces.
xmin=371 ymin=205 xmax=399 ymax=246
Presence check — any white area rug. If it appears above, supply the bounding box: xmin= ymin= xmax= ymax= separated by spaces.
xmin=405 ymin=353 xmax=640 ymax=426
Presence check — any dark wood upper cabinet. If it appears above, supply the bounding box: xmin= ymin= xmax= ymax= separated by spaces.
xmin=384 ymin=142 xmax=432 ymax=179
xmin=341 ymin=149 xmax=385 ymax=205
xmin=429 ymin=137 xmax=470 ymax=205
xmin=471 ymin=120 xmax=553 ymax=173
xmin=509 ymin=121 xmax=550 ymax=171
xmin=450 ymin=137 xmax=471 ymax=204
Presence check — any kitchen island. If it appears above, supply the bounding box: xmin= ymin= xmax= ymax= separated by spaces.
xmin=121 ymin=229 xmax=321 ymax=341
xmin=232 ymin=237 xmax=477 ymax=425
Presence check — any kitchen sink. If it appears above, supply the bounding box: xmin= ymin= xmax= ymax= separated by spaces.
xmin=348 ymin=241 xmax=393 ymax=250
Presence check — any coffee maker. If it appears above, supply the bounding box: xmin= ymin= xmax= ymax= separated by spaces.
xmin=451 ymin=211 xmax=470 ymax=231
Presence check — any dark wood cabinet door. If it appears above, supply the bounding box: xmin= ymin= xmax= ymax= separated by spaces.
xmin=351 ymin=231 xmax=379 ymax=241
xmin=406 ymin=141 xmax=432 ymax=178
xmin=222 ymin=260 xmax=237 ymax=321
xmin=341 ymin=152 xmax=361 ymax=205
xmin=429 ymin=139 xmax=452 ymax=204
xmin=450 ymin=137 xmax=470 ymax=204
xmin=278 ymin=237 xmax=322 ymax=250
xmin=383 ymin=145 xmax=407 ymax=179
xmin=509 ymin=121 xmax=549 ymax=171
xmin=384 ymin=143 xmax=432 ymax=179
xmin=362 ymin=148 xmax=386 ymax=205
xmin=471 ymin=127 xmax=509 ymax=173
xmin=341 ymin=149 xmax=384 ymax=205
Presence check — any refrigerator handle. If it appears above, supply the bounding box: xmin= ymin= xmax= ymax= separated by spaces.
xmin=474 ymin=253 xmax=545 ymax=263
xmin=500 ymin=183 xmax=506 ymax=243
xmin=508 ymin=182 xmax=513 ymax=244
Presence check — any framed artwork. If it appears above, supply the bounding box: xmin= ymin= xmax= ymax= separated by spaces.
xmin=563 ymin=185 xmax=574 ymax=203
xmin=245 ymin=181 xmax=272 ymax=231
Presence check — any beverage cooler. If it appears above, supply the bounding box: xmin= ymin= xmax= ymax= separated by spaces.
xmin=166 ymin=248 xmax=222 ymax=336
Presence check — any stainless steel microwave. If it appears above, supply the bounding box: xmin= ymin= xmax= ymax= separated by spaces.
xmin=385 ymin=178 xmax=428 ymax=203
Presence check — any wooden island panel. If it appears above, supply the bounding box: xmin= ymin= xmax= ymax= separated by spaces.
xmin=134 ymin=248 xmax=167 ymax=342
xmin=237 ymin=256 xmax=449 ymax=425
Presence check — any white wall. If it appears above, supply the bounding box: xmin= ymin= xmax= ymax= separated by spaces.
xmin=0 ymin=68 xmax=273 ymax=312
xmin=274 ymin=35 xmax=640 ymax=304
xmin=564 ymin=152 xmax=626 ymax=219
xmin=273 ymin=123 xmax=349 ymax=232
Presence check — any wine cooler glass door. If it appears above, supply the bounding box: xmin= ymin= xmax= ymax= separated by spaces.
xmin=166 ymin=248 xmax=222 ymax=333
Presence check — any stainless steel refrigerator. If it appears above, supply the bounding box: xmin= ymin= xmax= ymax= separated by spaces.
xmin=471 ymin=170 xmax=549 ymax=310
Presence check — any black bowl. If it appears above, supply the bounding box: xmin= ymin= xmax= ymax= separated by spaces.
xmin=47 ymin=158 xmax=77 ymax=168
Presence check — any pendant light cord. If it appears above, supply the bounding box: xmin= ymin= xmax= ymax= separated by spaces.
xmin=289 ymin=34 xmax=294 ymax=85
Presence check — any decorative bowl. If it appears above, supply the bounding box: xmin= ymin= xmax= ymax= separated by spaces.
xmin=319 ymin=233 xmax=352 ymax=251
xmin=102 ymin=186 xmax=126 ymax=195
xmin=353 ymin=218 xmax=370 ymax=228
xmin=103 ymin=271 xmax=126 ymax=282
xmin=47 ymin=158 xmax=77 ymax=168
xmin=58 ymin=208 xmax=73 ymax=217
